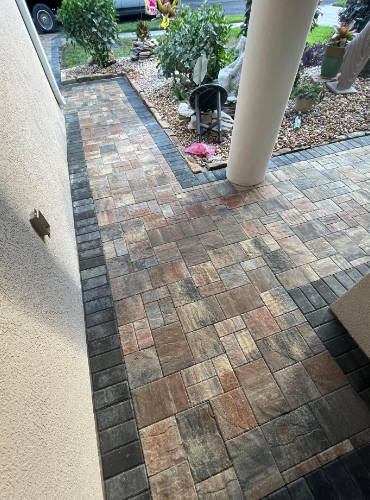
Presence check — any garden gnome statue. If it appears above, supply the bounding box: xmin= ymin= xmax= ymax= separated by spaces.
xmin=218 ymin=36 xmax=246 ymax=101
xmin=327 ymin=21 xmax=370 ymax=94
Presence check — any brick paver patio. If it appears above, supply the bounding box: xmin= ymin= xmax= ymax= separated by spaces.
xmin=61 ymin=75 xmax=370 ymax=499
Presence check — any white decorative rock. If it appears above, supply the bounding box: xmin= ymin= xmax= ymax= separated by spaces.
xmin=178 ymin=102 xmax=195 ymax=119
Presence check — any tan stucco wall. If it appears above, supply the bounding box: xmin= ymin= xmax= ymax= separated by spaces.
xmin=0 ymin=2 xmax=103 ymax=498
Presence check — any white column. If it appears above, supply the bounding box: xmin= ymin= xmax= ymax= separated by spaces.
xmin=227 ymin=0 xmax=318 ymax=186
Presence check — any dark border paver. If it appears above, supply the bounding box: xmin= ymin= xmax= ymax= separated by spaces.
xmin=65 ymin=112 xmax=150 ymax=499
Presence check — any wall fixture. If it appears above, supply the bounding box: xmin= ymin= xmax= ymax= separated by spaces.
xmin=30 ymin=209 xmax=50 ymax=239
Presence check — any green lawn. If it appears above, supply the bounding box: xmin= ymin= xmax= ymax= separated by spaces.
xmin=61 ymin=39 xmax=133 ymax=68
xmin=333 ymin=0 xmax=346 ymax=6
xmin=117 ymin=14 xmax=244 ymax=33
xmin=118 ymin=18 xmax=160 ymax=33
xmin=227 ymin=25 xmax=334 ymax=47
xmin=229 ymin=26 xmax=241 ymax=42
xmin=307 ymin=25 xmax=334 ymax=45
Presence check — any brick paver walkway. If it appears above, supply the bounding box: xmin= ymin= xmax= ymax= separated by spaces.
xmin=62 ymin=77 xmax=370 ymax=499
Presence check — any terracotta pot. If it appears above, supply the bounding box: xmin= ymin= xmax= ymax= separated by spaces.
xmin=321 ymin=45 xmax=346 ymax=78
xmin=295 ymin=97 xmax=314 ymax=113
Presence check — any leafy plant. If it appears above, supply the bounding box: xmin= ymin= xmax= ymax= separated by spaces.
xmin=193 ymin=55 xmax=208 ymax=85
xmin=136 ymin=20 xmax=150 ymax=39
xmin=156 ymin=3 xmax=232 ymax=83
xmin=339 ymin=0 xmax=370 ymax=32
xmin=327 ymin=23 xmax=356 ymax=47
xmin=58 ymin=0 xmax=119 ymax=67
xmin=292 ymin=77 xmax=324 ymax=101
xmin=301 ymin=43 xmax=325 ymax=67
xmin=173 ymin=83 xmax=188 ymax=100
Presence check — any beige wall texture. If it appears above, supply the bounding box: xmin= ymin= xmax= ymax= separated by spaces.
xmin=0 ymin=1 xmax=103 ymax=498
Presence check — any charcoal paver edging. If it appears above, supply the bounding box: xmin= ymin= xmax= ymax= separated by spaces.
xmin=65 ymin=112 xmax=150 ymax=500
xmin=287 ymin=266 xmax=370 ymax=409
xmin=263 ymin=443 xmax=370 ymax=499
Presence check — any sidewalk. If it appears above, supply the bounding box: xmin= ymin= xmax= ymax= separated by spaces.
xmin=318 ymin=5 xmax=340 ymax=26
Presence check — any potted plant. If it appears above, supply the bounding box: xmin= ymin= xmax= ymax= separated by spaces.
xmin=321 ymin=23 xmax=356 ymax=78
xmin=292 ymin=77 xmax=324 ymax=112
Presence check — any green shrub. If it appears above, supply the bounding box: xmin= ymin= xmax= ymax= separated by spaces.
xmin=292 ymin=77 xmax=324 ymax=102
xmin=156 ymin=3 xmax=232 ymax=83
xmin=339 ymin=0 xmax=370 ymax=31
xmin=58 ymin=0 xmax=119 ymax=67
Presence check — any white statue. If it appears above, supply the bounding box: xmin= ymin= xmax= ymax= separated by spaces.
xmin=327 ymin=21 xmax=370 ymax=94
xmin=218 ymin=36 xmax=246 ymax=101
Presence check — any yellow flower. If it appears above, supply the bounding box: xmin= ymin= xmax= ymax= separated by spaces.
xmin=161 ymin=15 xmax=170 ymax=29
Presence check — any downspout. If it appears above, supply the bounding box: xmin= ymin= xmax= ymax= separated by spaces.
xmin=15 ymin=0 xmax=65 ymax=107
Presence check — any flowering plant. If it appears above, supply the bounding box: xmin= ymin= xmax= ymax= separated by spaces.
xmin=144 ymin=0 xmax=157 ymax=16
xmin=157 ymin=0 xmax=178 ymax=29
xmin=328 ymin=23 xmax=357 ymax=47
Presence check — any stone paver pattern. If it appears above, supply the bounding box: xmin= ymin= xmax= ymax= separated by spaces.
xmin=62 ymin=79 xmax=370 ymax=499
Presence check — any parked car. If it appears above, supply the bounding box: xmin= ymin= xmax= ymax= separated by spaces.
xmin=26 ymin=0 xmax=146 ymax=33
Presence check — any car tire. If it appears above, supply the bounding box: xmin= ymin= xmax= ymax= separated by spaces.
xmin=32 ymin=3 xmax=57 ymax=33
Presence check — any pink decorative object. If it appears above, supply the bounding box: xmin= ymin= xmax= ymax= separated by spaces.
xmin=184 ymin=143 xmax=216 ymax=157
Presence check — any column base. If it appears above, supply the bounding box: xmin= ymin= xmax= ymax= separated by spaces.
xmin=226 ymin=169 xmax=265 ymax=188
xmin=326 ymin=81 xmax=357 ymax=94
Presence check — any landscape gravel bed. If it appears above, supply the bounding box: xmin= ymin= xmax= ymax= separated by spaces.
xmin=64 ymin=57 xmax=370 ymax=168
